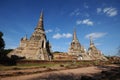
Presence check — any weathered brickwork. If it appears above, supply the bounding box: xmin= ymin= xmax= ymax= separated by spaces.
xmin=8 ymin=12 xmax=52 ymax=60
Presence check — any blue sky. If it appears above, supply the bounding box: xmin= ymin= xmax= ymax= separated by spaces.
xmin=0 ymin=0 xmax=120 ymax=56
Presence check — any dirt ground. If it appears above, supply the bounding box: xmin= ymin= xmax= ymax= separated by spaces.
xmin=1 ymin=65 xmax=120 ymax=80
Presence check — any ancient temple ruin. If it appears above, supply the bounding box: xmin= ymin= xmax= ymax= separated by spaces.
xmin=87 ymin=36 xmax=108 ymax=61
xmin=68 ymin=30 xmax=107 ymax=60
xmin=8 ymin=11 xmax=52 ymax=60
xmin=68 ymin=29 xmax=91 ymax=60
xmin=68 ymin=29 xmax=85 ymax=55
xmin=8 ymin=11 xmax=107 ymax=61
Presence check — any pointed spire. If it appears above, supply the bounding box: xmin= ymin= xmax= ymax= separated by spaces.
xmin=73 ymin=28 xmax=78 ymax=42
xmin=35 ymin=11 xmax=44 ymax=30
xmin=90 ymin=36 xmax=94 ymax=45
xmin=40 ymin=10 xmax=43 ymax=21
xmin=23 ymin=34 xmax=27 ymax=40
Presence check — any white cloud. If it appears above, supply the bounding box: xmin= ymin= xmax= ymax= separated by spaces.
xmin=63 ymin=33 xmax=72 ymax=38
xmin=103 ymin=7 xmax=118 ymax=17
xmin=76 ymin=20 xmax=82 ymax=25
xmin=85 ymin=32 xmax=107 ymax=39
xmin=97 ymin=8 xmax=102 ymax=13
xmin=70 ymin=8 xmax=80 ymax=16
xmin=53 ymin=33 xmax=62 ymax=39
xmin=70 ymin=8 xmax=90 ymax=17
xmin=53 ymin=33 xmax=72 ymax=39
xmin=97 ymin=7 xmax=118 ymax=17
xmin=76 ymin=19 xmax=93 ymax=26
xmin=45 ymin=29 xmax=53 ymax=33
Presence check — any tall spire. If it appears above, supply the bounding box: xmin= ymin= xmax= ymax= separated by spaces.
xmin=89 ymin=36 xmax=94 ymax=46
xmin=73 ymin=28 xmax=78 ymax=42
xmin=30 ymin=11 xmax=46 ymax=40
xmin=90 ymin=36 xmax=93 ymax=45
xmin=35 ymin=11 xmax=44 ymax=30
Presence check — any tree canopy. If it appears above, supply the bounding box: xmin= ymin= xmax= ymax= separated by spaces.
xmin=0 ymin=31 xmax=5 ymax=53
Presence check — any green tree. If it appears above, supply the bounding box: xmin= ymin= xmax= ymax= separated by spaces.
xmin=0 ymin=31 xmax=5 ymax=53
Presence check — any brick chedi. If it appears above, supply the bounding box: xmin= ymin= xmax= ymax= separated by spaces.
xmin=8 ymin=11 xmax=52 ymax=60
xmin=68 ymin=29 xmax=91 ymax=60
xmin=87 ymin=36 xmax=108 ymax=61
xmin=68 ymin=29 xmax=85 ymax=55
xmin=68 ymin=30 xmax=107 ymax=60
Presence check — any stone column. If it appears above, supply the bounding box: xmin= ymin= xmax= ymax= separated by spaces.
xmin=43 ymin=39 xmax=46 ymax=48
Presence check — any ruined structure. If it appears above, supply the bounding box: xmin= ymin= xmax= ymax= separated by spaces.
xmin=8 ymin=12 xmax=52 ymax=60
xmin=67 ymin=29 xmax=107 ymax=60
xmin=87 ymin=36 xmax=108 ymax=60
xmin=68 ymin=29 xmax=85 ymax=55
xmin=8 ymin=11 xmax=107 ymax=61
xmin=68 ymin=29 xmax=91 ymax=60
